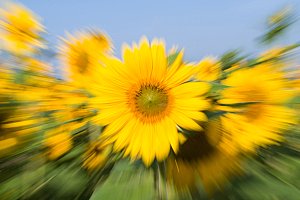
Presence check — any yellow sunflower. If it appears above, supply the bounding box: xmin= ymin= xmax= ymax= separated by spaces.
xmin=195 ymin=57 xmax=221 ymax=81
xmin=92 ymin=37 xmax=210 ymax=166
xmin=167 ymin=119 xmax=241 ymax=194
xmin=219 ymin=64 xmax=296 ymax=152
xmin=0 ymin=100 xmax=42 ymax=156
xmin=82 ymin=141 xmax=111 ymax=170
xmin=59 ymin=30 xmax=112 ymax=85
xmin=0 ymin=3 xmax=45 ymax=54
xmin=43 ymin=127 xmax=72 ymax=160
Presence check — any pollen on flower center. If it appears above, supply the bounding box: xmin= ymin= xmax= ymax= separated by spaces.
xmin=135 ymin=85 xmax=169 ymax=116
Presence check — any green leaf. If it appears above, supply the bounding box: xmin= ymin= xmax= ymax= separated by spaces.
xmin=220 ymin=50 xmax=246 ymax=71
xmin=90 ymin=160 xmax=155 ymax=200
xmin=260 ymin=7 xmax=296 ymax=44
xmin=209 ymin=82 xmax=229 ymax=93
xmin=287 ymin=95 xmax=300 ymax=104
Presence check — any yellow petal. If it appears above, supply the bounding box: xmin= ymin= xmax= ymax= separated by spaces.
xmin=178 ymin=132 xmax=187 ymax=144
xmin=151 ymin=39 xmax=167 ymax=81
xmin=113 ymin=118 xmax=136 ymax=152
xmin=165 ymin=117 xmax=179 ymax=153
xmin=172 ymin=81 xmax=210 ymax=98
xmin=166 ymin=64 xmax=196 ymax=88
xmin=101 ymin=113 xmax=131 ymax=139
xmin=139 ymin=37 xmax=153 ymax=82
xmin=182 ymin=111 xmax=208 ymax=122
xmin=170 ymin=110 xmax=203 ymax=131
xmin=165 ymin=50 xmax=184 ymax=80
xmin=93 ymin=106 xmax=129 ymax=126
xmin=129 ymin=121 xmax=144 ymax=159
xmin=175 ymin=98 xmax=211 ymax=111
xmin=155 ymin=121 xmax=171 ymax=161
xmin=141 ymin=123 xmax=155 ymax=166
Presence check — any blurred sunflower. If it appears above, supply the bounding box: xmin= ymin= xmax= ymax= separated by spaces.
xmin=0 ymin=102 xmax=42 ymax=156
xmin=195 ymin=57 xmax=221 ymax=82
xmin=43 ymin=127 xmax=73 ymax=160
xmin=19 ymin=80 xmax=90 ymax=114
xmin=219 ymin=64 xmax=296 ymax=152
xmin=91 ymin=37 xmax=210 ymax=166
xmin=59 ymin=30 xmax=112 ymax=85
xmin=167 ymin=119 xmax=241 ymax=194
xmin=0 ymin=68 xmax=43 ymax=156
xmin=33 ymin=82 xmax=93 ymax=133
xmin=0 ymin=3 xmax=45 ymax=54
xmin=82 ymin=141 xmax=111 ymax=170
xmin=0 ymin=106 xmax=19 ymax=155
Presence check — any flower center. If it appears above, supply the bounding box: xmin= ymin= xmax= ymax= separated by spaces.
xmin=135 ymin=85 xmax=168 ymax=116
xmin=242 ymin=104 xmax=264 ymax=122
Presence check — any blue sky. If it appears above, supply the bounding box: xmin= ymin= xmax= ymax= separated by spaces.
xmin=12 ymin=0 xmax=300 ymax=61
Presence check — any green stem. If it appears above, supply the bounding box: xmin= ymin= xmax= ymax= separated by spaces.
xmin=154 ymin=162 xmax=168 ymax=200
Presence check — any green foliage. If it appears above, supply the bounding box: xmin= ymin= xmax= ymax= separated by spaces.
xmin=217 ymin=154 xmax=300 ymax=200
xmin=90 ymin=160 xmax=155 ymax=200
xmin=260 ymin=7 xmax=296 ymax=44
xmin=220 ymin=50 xmax=245 ymax=71
xmin=213 ymin=127 xmax=300 ymax=200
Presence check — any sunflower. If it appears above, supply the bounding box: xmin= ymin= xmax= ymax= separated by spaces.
xmin=167 ymin=119 xmax=241 ymax=194
xmin=43 ymin=127 xmax=72 ymax=160
xmin=0 ymin=100 xmax=42 ymax=156
xmin=0 ymin=3 xmax=44 ymax=54
xmin=219 ymin=64 xmax=296 ymax=152
xmin=0 ymin=68 xmax=44 ymax=156
xmin=59 ymin=30 xmax=112 ymax=85
xmin=82 ymin=141 xmax=111 ymax=170
xmin=91 ymin=37 xmax=210 ymax=166
xmin=195 ymin=57 xmax=221 ymax=82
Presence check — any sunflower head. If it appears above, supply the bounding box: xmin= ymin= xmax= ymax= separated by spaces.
xmin=167 ymin=119 xmax=241 ymax=194
xmin=219 ymin=64 xmax=296 ymax=152
xmin=92 ymin=37 xmax=210 ymax=166
xmin=82 ymin=141 xmax=111 ymax=171
xmin=127 ymin=82 xmax=173 ymax=123
xmin=59 ymin=30 xmax=112 ymax=84
xmin=0 ymin=3 xmax=45 ymax=54
xmin=44 ymin=128 xmax=72 ymax=160
xmin=220 ymin=64 xmax=292 ymax=104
